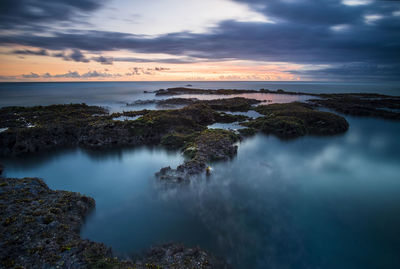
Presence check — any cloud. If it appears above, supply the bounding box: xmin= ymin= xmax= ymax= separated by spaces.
xmin=92 ymin=56 xmax=113 ymax=65
xmin=2 ymin=9 xmax=399 ymax=66
xmin=0 ymin=0 xmax=104 ymax=30
xmin=113 ymin=56 xmax=201 ymax=64
xmin=125 ymin=67 xmax=171 ymax=76
xmin=126 ymin=67 xmax=153 ymax=76
xmin=51 ymin=49 xmax=90 ymax=63
xmin=18 ymin=70 xmax=121 ymax=79
xmin=154 ymin=67 xmax=170 ymax=71
xmin=22 ymin=72 xmax=40 ymax=78
xmin=289 ymin=63 xmax=400 ymax=81
xmin=81 ymin=70 xmax=119 ymax=78
xmin=1 ymin=0 xmax=399 ymax=80
xmin=67 ymin=49 xmax=90 ymax=63
xmin=12 ymin=49 xmax=49 ymax=56
xmin=53 ymin=71 xmax=81 ymax=78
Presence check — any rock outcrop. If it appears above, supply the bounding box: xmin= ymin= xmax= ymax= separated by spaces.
xmin=0 ymin=177 xmax=227 ymax=268
xmin=242 ymin=102 xmax=349 ymax=138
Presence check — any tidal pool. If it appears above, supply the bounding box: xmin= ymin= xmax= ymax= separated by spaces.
xmin=2 ymin=115 xmax=400 ymax=269
xmin=178 ymin=92 xmax=310 ymax=104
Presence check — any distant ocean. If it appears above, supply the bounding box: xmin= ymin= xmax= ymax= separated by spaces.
xmin=0 ymin=81 xmax=399 ymax=109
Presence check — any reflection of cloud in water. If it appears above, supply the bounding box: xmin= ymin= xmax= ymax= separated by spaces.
xmin=155 ymin=163 xmax=306 ymax=268
xmin=154 ymin=116 xmax=400 ymax=268
xmin=307 ymin=145 xmax=343 ymax=171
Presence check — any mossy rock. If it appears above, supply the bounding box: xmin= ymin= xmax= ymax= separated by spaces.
xmin=160 ymin=132 xmax=197 ymax=150
xmin=244 ymin=115 xmax=306 ymax=137
xmin=246 ymin=102 xmax=349 ymax=138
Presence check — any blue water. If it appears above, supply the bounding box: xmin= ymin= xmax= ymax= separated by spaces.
xmin=2 ymin=114 xmax=400 ymax=268
xmin=1 ymin=81 xmax=400 ymax=268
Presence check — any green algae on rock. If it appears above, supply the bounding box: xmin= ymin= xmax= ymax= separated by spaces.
xmin=0 ymin=101 xmax=251 ymax=156
xmin=242 ymin=102 xmax=349 ymax=138
xmin=157 ymin=129 xmax=240 ymax=182
xmin=0 ymin=177 xmax=111 ymax=268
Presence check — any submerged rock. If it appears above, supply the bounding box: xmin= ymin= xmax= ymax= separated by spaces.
xmin=139 ymin=243 xmax=228 ymax=269
xmin=126 ymin=99 xmax=158 ymax=106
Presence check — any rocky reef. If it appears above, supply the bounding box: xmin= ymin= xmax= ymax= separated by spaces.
xmin=0 ymin=98 xmax=351 ymax=178
xmin=241 ymin=102 xmax=349 ymax=138
xmin=309 ymin=93 xmax=400 ymax=120
xmin=4 ymin=88 xmax=391 ymax=268
xmin=153 ymin=87 xmax=400 ymax=121
xmin=155 ymin=87 xmax=259 ymax=96
xmin=0 ymin=177 xmax=109 ymax=268
xmin=0 ymin=102 xmax=248 ymax=156
xmin=157 ymin=129 xmax=240 ymax=182
xmin=0 ymin=176 xmax=227 ymax=268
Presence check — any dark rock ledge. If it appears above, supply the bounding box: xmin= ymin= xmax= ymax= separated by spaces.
xmin=0 ymin=99 xmax=350 ymax=182
xmin=0 ymin=101 xmax=252 ymax=156
xmin=155 ymin=87 xmax=400 ymax=120
xmin=241 ymin=102 xmax=349 ymax=139
xmin=156 ymin=129 xmax=240 ymax=183
xmin=0 ymin=176 xmax=227 ymax=268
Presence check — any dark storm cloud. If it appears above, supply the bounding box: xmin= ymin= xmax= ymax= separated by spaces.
xmin=1 ymin=0 xmax=399 ymax=80
xmin=233 ymin=0 xmax=367 ymax=25
xmin=0 ymin=0 xmax=105 ymax=30
xmin=289 ymin=63 xmax=400 ymax=81
xmin=3 ymin=17 xmax=398 ymax=65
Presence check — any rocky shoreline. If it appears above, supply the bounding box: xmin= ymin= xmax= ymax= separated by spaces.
xmin=155 ymin=87 xmax=400 ymax=120
xmin=2 ymin=87 xmax=399 ymax=268
xmin=0 ymin=176 xmax=227 ymax=268
xmin=0 ymin=95 xmax=351 ymax=181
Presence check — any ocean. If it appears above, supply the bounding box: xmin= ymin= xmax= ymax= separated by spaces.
xmin=1 ymin=81 xmax=400 ymax=268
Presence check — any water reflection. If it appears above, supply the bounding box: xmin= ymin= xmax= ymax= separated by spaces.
xmin=179 ymin=92 xmax=310 ymax=103
xmin=2 ymin=116 xmax=400 ymax=268
xmin=112 ymin=115 xmax=141 ymax=121
xmin=223 ymin=110 xmax=263 ymax=119
xmin=208 ymin=122 xmax=246 ymax=130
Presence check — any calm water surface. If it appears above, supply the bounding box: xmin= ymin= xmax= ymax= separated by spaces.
xmin=1 ymin=81 xmax=399 ymax=111
xmin=2 ymin=115 xmax=400 ymax=269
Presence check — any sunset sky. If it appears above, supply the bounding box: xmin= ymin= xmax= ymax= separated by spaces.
xmin=0 ymin=0 xmax=399 ymax=82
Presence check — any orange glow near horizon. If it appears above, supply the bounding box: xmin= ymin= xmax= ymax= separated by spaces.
xmin=0 ymin=46 xmax=306 ymax=82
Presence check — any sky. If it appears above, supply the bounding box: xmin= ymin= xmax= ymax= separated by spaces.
xmin=0 ymin=0 xmax=399 ymax=82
